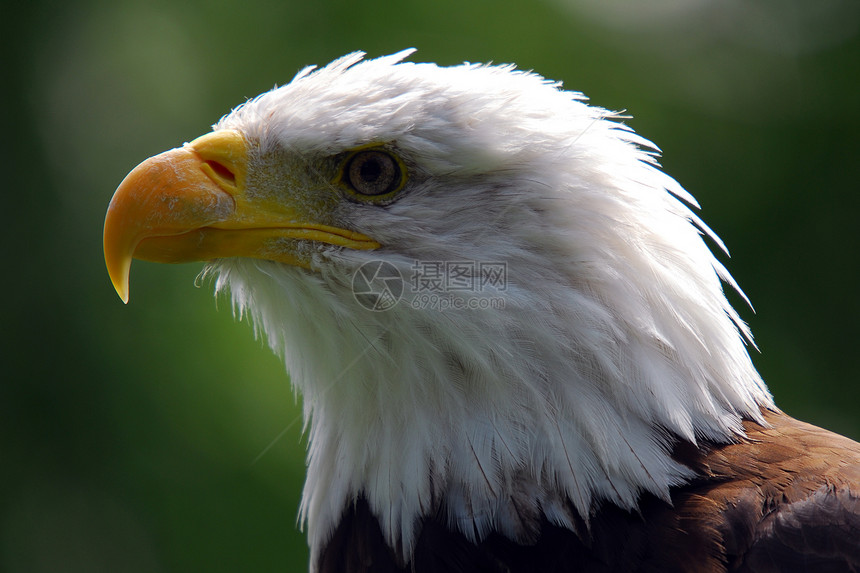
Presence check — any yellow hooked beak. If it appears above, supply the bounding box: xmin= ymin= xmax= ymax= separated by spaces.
xmin=104 ymin=130 xmax=380 ymax=303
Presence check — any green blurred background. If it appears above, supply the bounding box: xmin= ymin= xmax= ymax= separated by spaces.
xmin=3 ymin=0 xmax=858 ymax=570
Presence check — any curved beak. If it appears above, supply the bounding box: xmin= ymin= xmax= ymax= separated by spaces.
xmin=104 ymin=130 xmax=379 ymax=303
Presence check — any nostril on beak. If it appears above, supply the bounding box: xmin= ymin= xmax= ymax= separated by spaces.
xmin=204 ymin=160 xmax=236 ymax=185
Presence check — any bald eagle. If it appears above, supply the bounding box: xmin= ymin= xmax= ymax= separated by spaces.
xmin=104 ymin=51 xmax=860 ymax=572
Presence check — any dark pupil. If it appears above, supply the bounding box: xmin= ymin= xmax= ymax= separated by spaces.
xmin=359 ymin=158 xmax=382 ymax=182
xmin=347 ymin=150 xmax=398 ymax=195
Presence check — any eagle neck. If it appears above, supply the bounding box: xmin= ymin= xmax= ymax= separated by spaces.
xmin=207 ymin=253 xmax=771 ymax=567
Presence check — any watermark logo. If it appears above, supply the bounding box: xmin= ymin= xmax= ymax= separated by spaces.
xmin=353 ymin=259 xmax=507 ymax=312
xmin=352 ymin=260 xmax=405 ymax=311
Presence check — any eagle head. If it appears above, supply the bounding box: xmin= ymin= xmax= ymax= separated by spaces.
xmin=104 ymin=50 xmax=774 ymax=566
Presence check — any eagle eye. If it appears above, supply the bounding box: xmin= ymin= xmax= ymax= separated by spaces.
xmin=342 ymin=149 xmax=405 ymax=198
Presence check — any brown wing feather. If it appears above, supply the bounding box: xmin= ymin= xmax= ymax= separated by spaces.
xmin=318 ymin=411 xmax=860 ymax=572
xmin=677 ymin=410 xmax=860 ymax=572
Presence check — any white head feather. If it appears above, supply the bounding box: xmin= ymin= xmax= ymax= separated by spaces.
xmin=205 ymin=50 xmax=773 ymax=566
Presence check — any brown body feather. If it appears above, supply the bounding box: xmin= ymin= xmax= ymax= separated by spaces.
xmin=319 ymin=410 xmax=860 ymax=572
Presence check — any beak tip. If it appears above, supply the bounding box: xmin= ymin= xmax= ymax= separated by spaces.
xmin=110 ymin=273 xmax=130 ymax=304
xmin=105 ymin=249 xmax=132 ymax=304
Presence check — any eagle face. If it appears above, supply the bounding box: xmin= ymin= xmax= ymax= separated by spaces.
xmin=104 ymin=51 xmax=860 ymax=572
